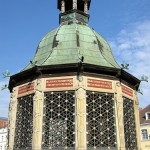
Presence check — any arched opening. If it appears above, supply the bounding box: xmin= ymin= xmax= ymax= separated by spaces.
xmin=65 ymin=0 xmax=73 ymax=11
xmin=77 ymin=0 xmax=84 ymax=12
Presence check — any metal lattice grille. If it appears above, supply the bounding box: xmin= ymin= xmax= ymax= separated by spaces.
xmin=123 ymin=97 xmax=137 ymax=149
xmin=14 ymin=94 xmax=33 ymax=150
xmin=86 ymin=91 xmax=117 ymax=150
xmin=42 ymin=91 xmax=75 ymax=149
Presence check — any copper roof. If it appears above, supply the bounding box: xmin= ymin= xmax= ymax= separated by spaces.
xmin=139 ymin=105 xmax=150 ymax=124
xmin=22 ymin=23 xmax=120 ymax=72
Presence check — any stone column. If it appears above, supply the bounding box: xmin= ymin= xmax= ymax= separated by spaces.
xmin=84 ymin=0 xmax=88 ymax=14
xmin=32 ymin=79 xmax=44 ymax=150
xmin=73 ymin=0 xmax=77 ymax=10
xmin=114 ymin=81 xmax=126 ymax=150
xmin=134 ymin=91 xmax=141 ymax=150
xmin=76 ymin=76 xmax=87 ymax=150
xmin=61 ymin=0 xmax=65 ymax=13
xmin=7 ymin=87 xmax=18 ymax=150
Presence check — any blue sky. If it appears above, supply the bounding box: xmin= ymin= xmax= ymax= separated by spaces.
xmin=0 ymin=0 xmax=150 ymax=117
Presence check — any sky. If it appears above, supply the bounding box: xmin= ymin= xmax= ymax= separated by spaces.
xmin=0 ymin=0 xmax=150 ymax=117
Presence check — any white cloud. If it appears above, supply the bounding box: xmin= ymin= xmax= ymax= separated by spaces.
xmin=110 ymin=20 xmax=150 ymax=108
xmin=0 ymin=79 xmax=10 ymax=118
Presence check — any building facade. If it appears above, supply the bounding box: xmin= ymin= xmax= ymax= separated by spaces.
xmin=7 ymin=0 xmax=141 ymax=150
xmin=140 ymin=105 xmax=150 ymax=150
xmin=0 ymin=117 xmax=8 ymax=150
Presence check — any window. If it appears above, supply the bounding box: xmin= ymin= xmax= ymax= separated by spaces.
xmin=14 ymin=94 xmax=34 ymax=149
xmin=145 ymin=112 xmax=150 ymax=120
xmin=141 ymin=129 xmax=149 ymax=140
xmin=77 ymin=0 xmax=84 ymax=12
xmin=86 ymin=91 xmax=117 ymax=149
xmin=65 ymin=0 xmax=73 ymax=11
xmin=123 ymin=97 xmax=137 ymax=149
xmin=2 ymin=136 xmax=3 ymax=142
xmin=42 ymin=91 xmax=75 ymax=149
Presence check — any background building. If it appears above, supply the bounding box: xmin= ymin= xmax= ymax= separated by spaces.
xmin=7 ymin=0 xmax=141 ymax=149
xmin=140 ymin=105 xmax=150 ymax=150
xmin=0 ymin=117 xmax=8 ymax=150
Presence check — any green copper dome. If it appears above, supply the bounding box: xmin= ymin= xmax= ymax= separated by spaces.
xmin=9 ymin=1 xmax=140 ymax=92
xmin=23 ymin=22 xmax=120 ymax=71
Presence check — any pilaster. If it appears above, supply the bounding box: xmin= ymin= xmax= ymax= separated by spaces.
xmin=114 ymin=81 xmax=126 ymax=150
xmin=32 ymin=79 xmax=44 ymax=150
xmin=84 ymin=0 xmax=88 ymax=14
xmin=7 ymin=87 xmax=18 ymax=150
xmin=73 ymin=0 xmax=77 ymax=10
xmin=134 ymin=91 xmax=141 ymax=150
xmin=61 ymin=0 xmax=65 ymax=13
xmin=76 ymin=76 xmax=87 ymax=150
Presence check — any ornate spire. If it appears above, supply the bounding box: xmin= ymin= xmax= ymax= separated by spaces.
xmin=57 ymin=0 xmax=91 ymax=24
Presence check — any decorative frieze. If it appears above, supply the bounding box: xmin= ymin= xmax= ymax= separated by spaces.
xmin=18 ymin=82 xmax=34 ymax=96
xmin=122 ymin=85 xmax=133 ymax=97
xmin=46 ymin=78 xmax=73 ymax=88
xmin=87 ymin=78 xmax=112 ymax=90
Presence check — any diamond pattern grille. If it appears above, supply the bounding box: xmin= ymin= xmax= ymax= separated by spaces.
xmin=42 ymin=91 xmax=75 ymax=149
xmin=86 ymin=91 xmax=117 ymax=150
xmin=14 ymin=94 xmax=33 ymax=150
xmin=123 ymin=97 xmax=137 ymax=149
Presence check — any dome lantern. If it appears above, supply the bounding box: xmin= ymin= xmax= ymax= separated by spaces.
xmin=58 ymin=0 xmax=91 ymax=24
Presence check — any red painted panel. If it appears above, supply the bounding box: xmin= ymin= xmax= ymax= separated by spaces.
xmin=87 ymin=79 xmax=112 ymax=89
xmin=122 ymin=85 xmax=133 ymax=97
xmin=46 ymin=78 xmax=73 ymax=88
xmin=18 ymin=82 xmax=34 ymax=95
